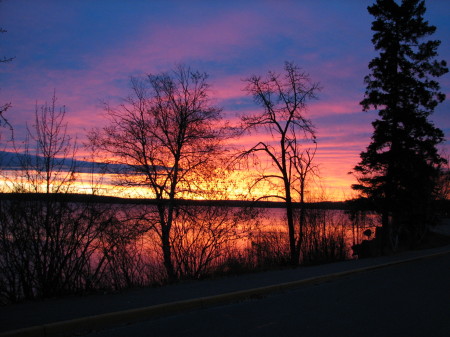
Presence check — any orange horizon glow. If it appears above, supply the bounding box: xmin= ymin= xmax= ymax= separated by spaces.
xmin=0 ymin=156 xmax=359 ymax=202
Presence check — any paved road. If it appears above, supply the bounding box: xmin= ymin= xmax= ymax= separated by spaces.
xmin=84 ymin=253 xmax=450 ymax=337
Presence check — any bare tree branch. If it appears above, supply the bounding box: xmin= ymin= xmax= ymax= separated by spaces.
xmin=89 ymin=65 xmax=227 ymax=281
xmin=239 ymin=61 xmax=320 ymax=265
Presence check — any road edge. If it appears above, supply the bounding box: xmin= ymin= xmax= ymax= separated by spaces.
xmin=2 ymin=248 xmax=449 ymax=337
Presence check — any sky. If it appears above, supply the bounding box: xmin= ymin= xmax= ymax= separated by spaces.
xmin=1 ymin=0 xmax=449 ymax=200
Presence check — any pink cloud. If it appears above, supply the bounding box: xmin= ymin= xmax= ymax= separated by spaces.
xmin=309 ymin=101 xmax=361 ymax=117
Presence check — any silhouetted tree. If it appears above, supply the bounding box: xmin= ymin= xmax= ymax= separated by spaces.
xmin=89 ymin=65 xmax=226 ymax=281
xmin=0 ymin=94 xmax=115 ymax=300
xmin=353 ymin=0 xmax=448 ymax=249
xmin=170 ymin=206 xmax=257 ymax=279
xmin=14 ymin=93 xmax=78 ymax=193
xmin=292 ymin=142 xmax=319 ymax=255
xmin=0 ymin=24 xmax=14 ymax=131
xmin=0 ymin=93 xmax=167 ymax=302
xmin=240 ymin=62 xmax=320 ymax=265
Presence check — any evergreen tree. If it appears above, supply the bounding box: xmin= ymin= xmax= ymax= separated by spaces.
xmin=353 ymin=0 xmax=448 ymax=249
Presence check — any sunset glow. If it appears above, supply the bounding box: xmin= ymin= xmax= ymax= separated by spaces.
xmin=1 ymin=1 xmax=449 ymax=201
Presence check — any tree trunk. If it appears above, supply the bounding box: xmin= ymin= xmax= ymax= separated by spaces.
xmin=161 ymin=225 xmax=175 ymax=282
xmin=158 ymin=204 xmax=176 ymax=282
xmin=298 ymin=180 xmax=306 ymax=263
xmin=285 ymin=194 xmax=298 ymax=265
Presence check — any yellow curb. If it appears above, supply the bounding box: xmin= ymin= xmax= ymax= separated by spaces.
xmin=2 ymin=248 xmax=449 ymax=337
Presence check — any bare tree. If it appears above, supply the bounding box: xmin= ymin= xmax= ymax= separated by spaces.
xmin=240 ymin=62 xmax=320 ymax=265
xmin=0 ymin=25 xmax=14 ymax=133
xmin=170 ymin=205 xmax=257 ymax=279
xmin=13 ymin=92 xmax=77 ymax=193
xmin=0 ymin=92 xmax=161 ymax=301
xmin=0 ymin=195 xmax=143 ymax=301
xmin=89 ymin=65 xmax=227 ymax=281
xmin=0 ymin=93 xmax=84 ymax=300
xmin=291 ymin=141 xmax=319 ymax=257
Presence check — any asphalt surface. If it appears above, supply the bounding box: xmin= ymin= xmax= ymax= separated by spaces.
xmin=84 ymin=251 xmax=450 ymax=337
xmin=1 ymin=242 xmax=449 ymax=337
